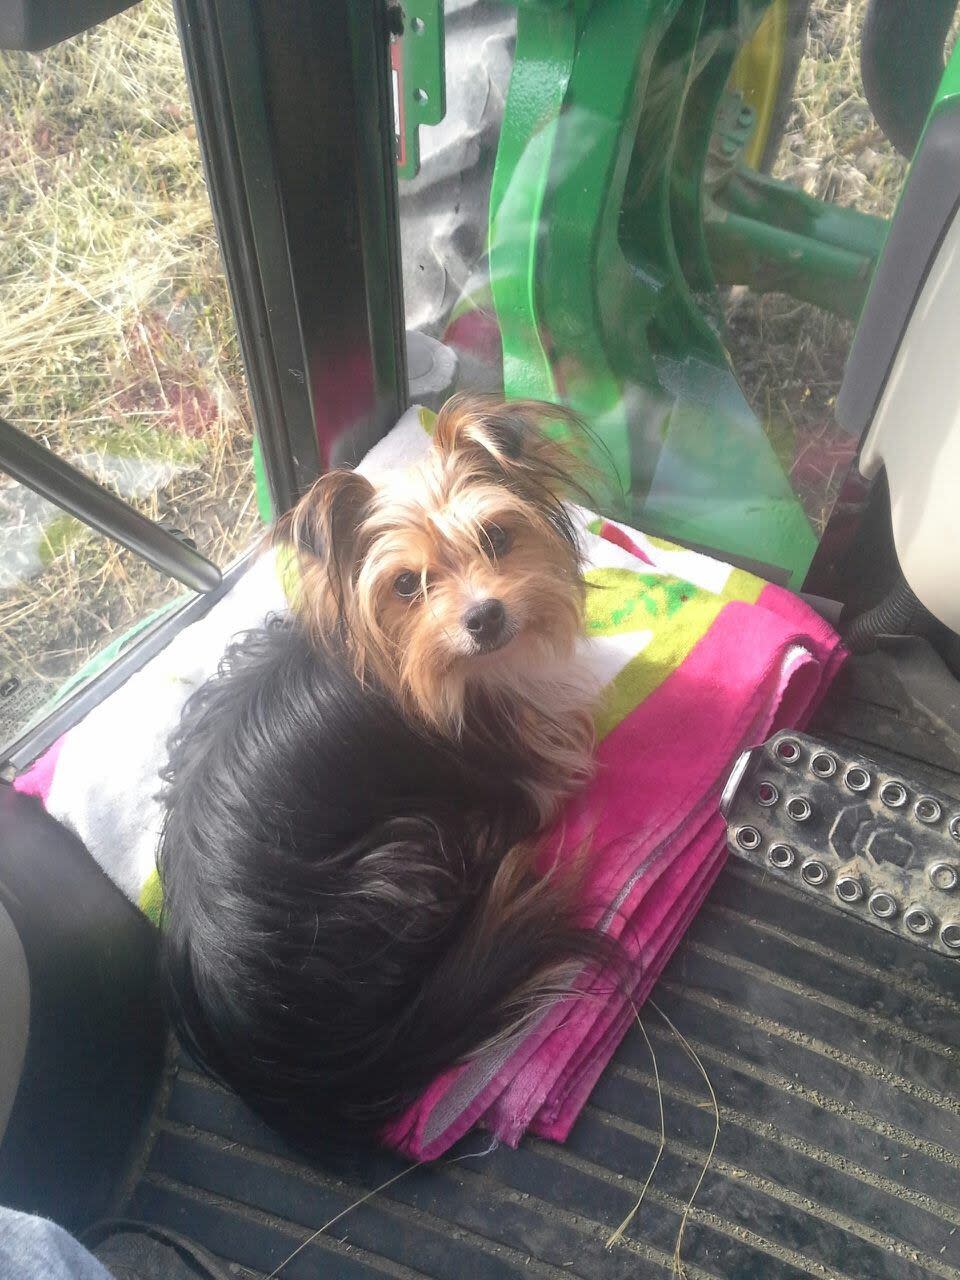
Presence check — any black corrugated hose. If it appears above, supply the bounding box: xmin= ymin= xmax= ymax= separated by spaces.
xmin=844 ymin=574 xmax=930 ymax=652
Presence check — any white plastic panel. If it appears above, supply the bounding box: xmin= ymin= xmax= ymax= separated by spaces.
xmin=859 ymin=209 xmax=960 ymax=634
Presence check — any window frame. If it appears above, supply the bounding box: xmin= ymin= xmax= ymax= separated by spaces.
xmin=0 ymin=0 xmax=407 ymax=773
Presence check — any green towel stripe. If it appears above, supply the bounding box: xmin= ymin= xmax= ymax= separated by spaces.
xmin=723 ymin=567 xmax=765 ymax=604
xmin=584 ymin=566 xmax=733 ymax=740
xmin=139 ymin=868 xmax=163 ymax=926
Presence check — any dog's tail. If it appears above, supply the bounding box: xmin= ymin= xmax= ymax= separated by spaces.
xmin=161 ymin=810 xmax=618 ymax=1154
xmin=383 ymin=830 xmax=613 ymax=1083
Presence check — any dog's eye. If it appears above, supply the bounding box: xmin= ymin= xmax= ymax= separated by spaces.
xmin=394 ymin=570 xmax=421 ymax=599
xmin=482 ymin=523 xmax=511 ymax=557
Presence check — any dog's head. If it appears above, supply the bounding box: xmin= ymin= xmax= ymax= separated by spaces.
xmin=273 ymin=395 xmax=589 ymax=728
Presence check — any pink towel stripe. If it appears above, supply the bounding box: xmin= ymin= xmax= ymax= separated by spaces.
xmin=12 ymin=736 xmax=64 ymax=803
xmin=388 ymin=592 xmax=844 ymax=1160
xmin=594 ymin=519 xmax=654 ymax=563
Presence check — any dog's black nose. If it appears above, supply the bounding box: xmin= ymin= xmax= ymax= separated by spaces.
xmin=463 ymin=598 xmax=506 ymax=644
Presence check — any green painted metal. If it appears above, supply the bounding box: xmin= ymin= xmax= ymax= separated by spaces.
xmin=534 ymin=0 xmax=684 ymax=496
xmin=488 ymin=2 xmax=578 ymax=405
xmin=395 ymin=0 xmax=445 ymax=181
xmin=252 ymin=430 xmax=273 ymax=524
xmin=706 ymin=166 xmax=887 ymax=321
xmin=490 ymin=0 xmax=823 ymax=584
xmin=938 ymin=36 xmax=960 ymax=108
xmin=670 ymin=54 xmax=753 ymax=299
xmin=486 ymin=0 xmax=960 ymax=584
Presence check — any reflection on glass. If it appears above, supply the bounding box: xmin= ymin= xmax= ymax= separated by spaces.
xmin=397 ymin=1 xmax=905 ymax=589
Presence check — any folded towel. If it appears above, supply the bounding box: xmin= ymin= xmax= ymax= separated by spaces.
xmin=14 ymin=406 xmax=845 ymax=1160
xmin=384 ymin=506 xmax=844 ymax=1159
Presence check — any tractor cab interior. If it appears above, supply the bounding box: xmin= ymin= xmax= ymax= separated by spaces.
xmin=1 ymin=2 xmax=959 ymax=1276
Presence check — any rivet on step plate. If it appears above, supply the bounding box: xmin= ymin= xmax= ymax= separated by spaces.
xmin=775 ymin=738 xmax=801 ymax=764
xmin=801 ymin=860 xmax=829 ymax=887
xmin=844 ymin=766 xmax=871 ymax=793
xmin=929 ymin=862 xmax=959 ymax=892
xmin=768 ymin=844 xmax=796 ymax=869
xmin=757 ymin=781 xmax=779 ymax=807
xmin=736 ymin=826 xmax=762 ymax=851
xmin=950 ymin=815 xmax=960 ymax=841
xmin=915 ymin=797 xmax=942 ymax=825
xmin=836 ymin=875 xmax=864 ymax=903
xmin=905 ymin=906 xmax=935 ymax=935
xmin=786 ymin=796 xmax=812 ymax=822
xmin=811 ymin=752 xmax=837 ymax=778
xmin=868 ymin=890 xmax=898 ymax=919
xmin=940 ymin=922 xmax=960 ymax=950
xmin=880 ymin=781 xmax=908 ymax=808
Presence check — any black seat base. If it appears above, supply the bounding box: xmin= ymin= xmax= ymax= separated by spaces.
xmin=0 ymin=788 xmax=166 ymax=1231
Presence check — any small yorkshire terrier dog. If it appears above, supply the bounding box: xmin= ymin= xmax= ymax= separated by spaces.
xmin=158 ymin=395 xmax=609 ymax=1150
xmin=277 ymin=394 xmax=599 ymax=821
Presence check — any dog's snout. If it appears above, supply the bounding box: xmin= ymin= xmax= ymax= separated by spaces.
xmin=463 ymin=598 xmax=506 ymax=643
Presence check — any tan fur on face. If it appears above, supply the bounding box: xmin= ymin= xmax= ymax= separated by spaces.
xmin=272 ymin=395 xmax=597 ymax=820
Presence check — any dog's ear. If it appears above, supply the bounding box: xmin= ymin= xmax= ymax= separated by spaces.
xmin=433 ymin=394 xmax=591 ymax=502
xmin=434 ymin=393 xmax=528 ymax=464
xmin=273 ymin=469 xmax=374 ymax=566
xmin=271 ymin=469 xmax=375 ymax=625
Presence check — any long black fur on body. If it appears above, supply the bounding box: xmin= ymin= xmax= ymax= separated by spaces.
xmin=158 ymin=617 xmax=606 ymax=1151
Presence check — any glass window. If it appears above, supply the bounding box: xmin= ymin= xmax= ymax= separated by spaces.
xmin=724 ymin=0 xmax=909 ymax=547
xmin=0 ymin=0 xmax=257 ymax=748
xmin=395 ymin=1 xmax=941 ymax=589
xmin=398 ymin=0 xmax=515 ymax=398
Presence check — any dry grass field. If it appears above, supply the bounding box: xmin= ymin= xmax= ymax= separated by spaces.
xmin=0 ymin=0 xmax=256 ymax=725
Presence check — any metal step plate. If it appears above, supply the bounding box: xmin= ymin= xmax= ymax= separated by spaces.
xmin=722 ymin=730 xmax=960 ymax=957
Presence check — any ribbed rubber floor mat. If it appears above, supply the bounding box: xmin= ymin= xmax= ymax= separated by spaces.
xmin=128 ymin=854 xmax=960 ymax=1280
